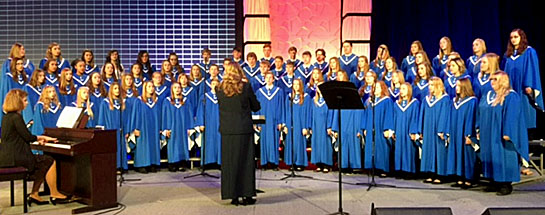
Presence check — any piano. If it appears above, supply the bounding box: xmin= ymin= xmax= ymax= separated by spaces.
xmin=31 ymin=128 xmax=118 ymax=214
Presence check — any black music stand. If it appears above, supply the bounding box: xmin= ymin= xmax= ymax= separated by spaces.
xmin=319 ymin=81 xmax=364 ymax=215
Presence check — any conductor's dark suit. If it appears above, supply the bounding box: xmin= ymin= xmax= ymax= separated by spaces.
xmin=217 ymin=82 xmax=260 ymax=200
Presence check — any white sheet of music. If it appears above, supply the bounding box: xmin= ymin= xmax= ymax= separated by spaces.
xmin=56 ymin=106 xmax=84 ymax=128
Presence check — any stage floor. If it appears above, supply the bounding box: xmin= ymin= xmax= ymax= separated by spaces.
xmin=1 ymin=169 xmax=544 ymax=215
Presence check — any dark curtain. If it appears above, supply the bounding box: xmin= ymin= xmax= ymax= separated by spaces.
xmin=371 ymin=0 xmax=545 ymax=138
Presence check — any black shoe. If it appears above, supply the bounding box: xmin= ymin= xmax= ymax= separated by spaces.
xmin=242 ymin=197 xmax=256 ymax=205
xmin=136 ymin=167 xmax=148 ymax=174
xmin=230 ymin=198 xmax=240 ymax=206
xmin=27 ymin=195 xmax=49 ymax=206
xmin=148 ymin=166 xmax=158 ymax=173
xmin=168 ymin=165 xmax=177 ymax=172
xmin=496 ymin=184 xmax=513 ymax=196
xmin=50 ymin=196 xmax=72 ymax=205
xmin=178 ymin=167 xmax=187 ymax=172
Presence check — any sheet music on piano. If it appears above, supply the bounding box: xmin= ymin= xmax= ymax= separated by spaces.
xmin=56 ymin=106 xmax=84 ymax=128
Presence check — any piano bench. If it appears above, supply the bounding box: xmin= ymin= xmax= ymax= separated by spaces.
xmin=0 ymin=166 xmax=28 ymax=213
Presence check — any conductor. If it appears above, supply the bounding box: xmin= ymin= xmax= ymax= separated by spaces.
xmin=217 ymin=63 xmax=261 ymax=205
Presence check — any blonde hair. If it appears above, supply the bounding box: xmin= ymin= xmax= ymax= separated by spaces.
xmin=141 ymin=81 xmax=157 ymax=102
xmin=59 ymin=68 xmax=76 ymax=95
xmin=45 ymin=42 xmax=61 ymax=59
xmin=390 ymin=70 xmax=405 ymax=90
xmin=161 ymin=60 xmax=173 ymax=78
xmin=75 ymin=87 xmax=94 ymax=118
xmin=38 ymin=85 xmax=61 ymax=112
xmin=481 ymin=53 xmax=500 ymax=76
xmin=449 ymin=57 xmax=467 ymax=76
xmin=473 ymin=38 xmax=487 ymax=55
xmin=491 ymin=71 xmax=511 ymax=106
xmin=2 ymin=89 xmax=28 ymax=113
xmin=9 ymin=43 xmax=25 ymax=59
xmin=398 ymin=83 xmax=413 ymax=105
xmin=107 ymin=82 xmax=125 ymax=110
xmin=220 ymin=63 xmax=244 ymax=97
xmin=429 ymin=77 xmax=446 ymax=97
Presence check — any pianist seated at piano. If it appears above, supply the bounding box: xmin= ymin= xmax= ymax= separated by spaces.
xmin=0 ymin=89 xmax=71 ymax=205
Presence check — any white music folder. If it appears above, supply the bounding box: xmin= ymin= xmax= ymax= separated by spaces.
xmin=56 ymin=106 xmax=84 ymax=128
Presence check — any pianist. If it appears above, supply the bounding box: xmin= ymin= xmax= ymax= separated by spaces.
xmin=0 ymin=89 xmax=69 ymax=205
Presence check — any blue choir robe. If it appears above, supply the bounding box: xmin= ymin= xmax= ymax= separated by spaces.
xmin=370 ymin=60 xmax=385 ymax=78
xmin=502 ymin=47 xmax=544 ymax=129
xmin=362 ymin=97 xmax=394 ymax=172
xmin=242 ymin=63 xmax=260 ymax=78
xmin=2 ymin=58 xmax=35 ymax=77
xmin=195 ymin=92 xmax=221 ymax=165
xmin=161 ymin=97 xmax=192 ymax=164
xmin=466 ymin=55 xmax=483 ymax=79
xmin=419 ymin=94 xmax=451 ymax=176
xmin=154 ymin=84 xmax=170 ymax=106
xmin=39 ymin=58 xmax=70 ymax=73
xmin=250 ymin=73 xmax=267 ymax=92
xmin=90 ymin=88 xmax=105 ymax=112
xmin=21 ymin=84 xmax=44 ymax=124
xmin=255 ymin=85 xmax=284 ymax=165
xmin=325 ymin=71 xmax=338 ymax=82
xmin=73 ymin=73 xmax=89 ymax=89
xmin=340 ymin=54 xmax=358 ymax=77
xmin=388 ymin=87 xmax=401 ymax=101
xmin=412 ymin=79 xmax=429 ymax=102
xmin=380 ymin=71 xmax=394 ymax=87
xmin=182 ymin=86 xmax=199 ymax=120
xmin=314 ymin=61 xmax=329 ymax=75
xmin=310 ymin=96 xmax=333 ymax=166
xmin=129 ymin=97 xmax=161 ymax=167
xmin=260 ymin=57 xmax=275 ymax=69
xmin=172 ymin=68 xmax=184 ymax=80
xmin=283 ymin=93 xmax=311 ymax=166
xmin=197 ymin=61 xmax=212 ymax=79
xmin=0 ymin=73 xmax=28 ymax=124
xmin=446 ymin=96 xmax=477 ymax=179
xmin=85 ymin=64 xmax=99 ymax=75
xmin=69 ymin=101 xmax=98 ymax=127
xmin=190 ymin=78 xmax=205 ymax=100
xmin=286 ymin=58 xmax=302 ymax=69
xmin=360 ymin=85 xmax=373 ymax=103
xmin=273 ymin=66 xmax=286 ymax=80
xmin=401 ymin=55 xmax=416 ymax=83
xmin=295 ymin=64 xmax=315 ymax=85
xmin=103 ymin=77 xmax=116 ymax=92
xmin=141 ymin=64 xmax=156 ymax=80
xmin=305 ymin=82 xmax=319 ymax=99
xmin=97 ymin=99 xmax=131 ymax=169
xmin=472 ymin=73 xmax=493 ymax=100
xmin=393 ymin=98 xmax=420 ymax=173
xmin=477 ymin=91 xmax=529 ymax=182
xmin=204 ymin=75 xmax=222 ymax=92
xmin=444 ymin=74 xmax=471 ymax=99
xmin=45 ymin=73 xmax=59 ymax=86
xmin=432 ymin=55 xmax=449 ymax=79
xmin=123 ymin=89 xmax=138 ymax=114
xmin=350 ymin=71 xmax=366 ymax=90
xmin=58 ymin=87 xmax=76 ymax=107
xmin=278 ymin=74 xmax=294 ymax=95
xmin=164 ymin=73 xmax=176 ymax=85
xmin=30 ymin=102 xmax=61 ymax=135
xmin=134 ymin=77 xmax=144 ymax=95
xmin=332 ymin=108 xmax=363 ymax=169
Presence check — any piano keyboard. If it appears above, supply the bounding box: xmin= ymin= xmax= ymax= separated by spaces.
xmin=31 ymin=141 xmax=71 ymax=149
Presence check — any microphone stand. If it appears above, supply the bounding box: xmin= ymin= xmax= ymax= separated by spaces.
xmin=354 ymin=84 xmax=395 ymax=190
xmin=186 ymin=89 xmax=219 ymax=179
xmin=118 ymin=92 xmax=141 ymax=187
xmin=281 ymin=93 xmax=312 ymax=180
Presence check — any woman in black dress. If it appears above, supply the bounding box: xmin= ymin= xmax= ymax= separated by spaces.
xmin=217 ymin=63 xmax=260 ymax=205
xmin=0 ymin=89 xmax=70 ymax=205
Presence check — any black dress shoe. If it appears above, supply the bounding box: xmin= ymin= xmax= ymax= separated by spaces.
xmin=496 ymin=184 xmax=513 ymax=196
xmin=136 ymin=167 xmax=148 ymax=174
xmin=50 ymin=196 xmax=72 ymax=205
xmin=168 ymin=165 xmax=177 ymax=172
xmin=230 ymin=198 xmax=240 ymax=206
xmin=242 ymin=197 xmax=256 ymax=205
xmin=28 ymin=195 xmax=49 ymax=206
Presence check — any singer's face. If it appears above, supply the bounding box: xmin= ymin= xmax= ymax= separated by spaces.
xmin=105 ymin=64 xmax=114 ymax=76
xmin=374 ymin=83 xmax=382 ymax=97
xmin=265 ymin=73 xmax=274 ymax=85
xmin=132 ymin=65 xmax=141 ymax=76
xmin=481 ymin=57 xmax=489 ymax=73
xmin=81 ymin=89 xmax=89 ymax=100
xmin=48 ymin=61 xmax=58 ymax=73
xmin=19 ymin=46 xmax=26 ymax=57
xmin=37 ymin=72 xmax=45 ymax=84
xmin=358 ymin=57 xmax=366 ymax=68
xmin=210 ymin=66 xmax=219 ymax=76
xmin=76 ymin=61 xmax=85 ymax=73
xmin=162 ymin=61 xmax=172 ymax=72
xmin=64 ymin=71 xmax=73 ymax=81
xmin=169 ymin=55 xmax=178 ymax=65
xmin=410 ymin=43 xmax=419 ymax=54
xmin=124 ymin=75 xmax=133 ymax=86
xmin=418 ymin=64 xmax=427 ymax=78
xmin=449 ymin=61 xmax=460 ymax=75
xmin=141 ymin=53 xmax=149 ymax=63
xmin=52 ymin=45 xmax=61 ymax=57
xmin=112 ymin=85 xmax=120 ymax=97
xmin=293 ymin=81 xmax=301 ymax=91
xmin=15 ymin=60 xmax=24 ymax=72
xmin=400 ymin=84 xmax=409 ymax=98
xmin=172 ymin=84 xmax=182 ymax=95
xmin=263 ymin=47 xmax=271 ymax=57
xmin=92 ymin=74 xmax=101 ymax=85
xmin=22 ymin=97 xmax=29 ymax=109
xmin=343 ymin=43 xmax=352 ymax=54
xmin=473 ymin=40 xmax=482 ymax=54
xmin=365 ymin=72 xmax=375 ymax=84
xmin=510 ymin=31 xmax=521 ymax=47
xmin=84 ymin=52 xmax=93 ymax=62
xmin=440 ymin=38 xmax=448 ymax=50
xmin=415 ymin=53 xmax=424 ymax=64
